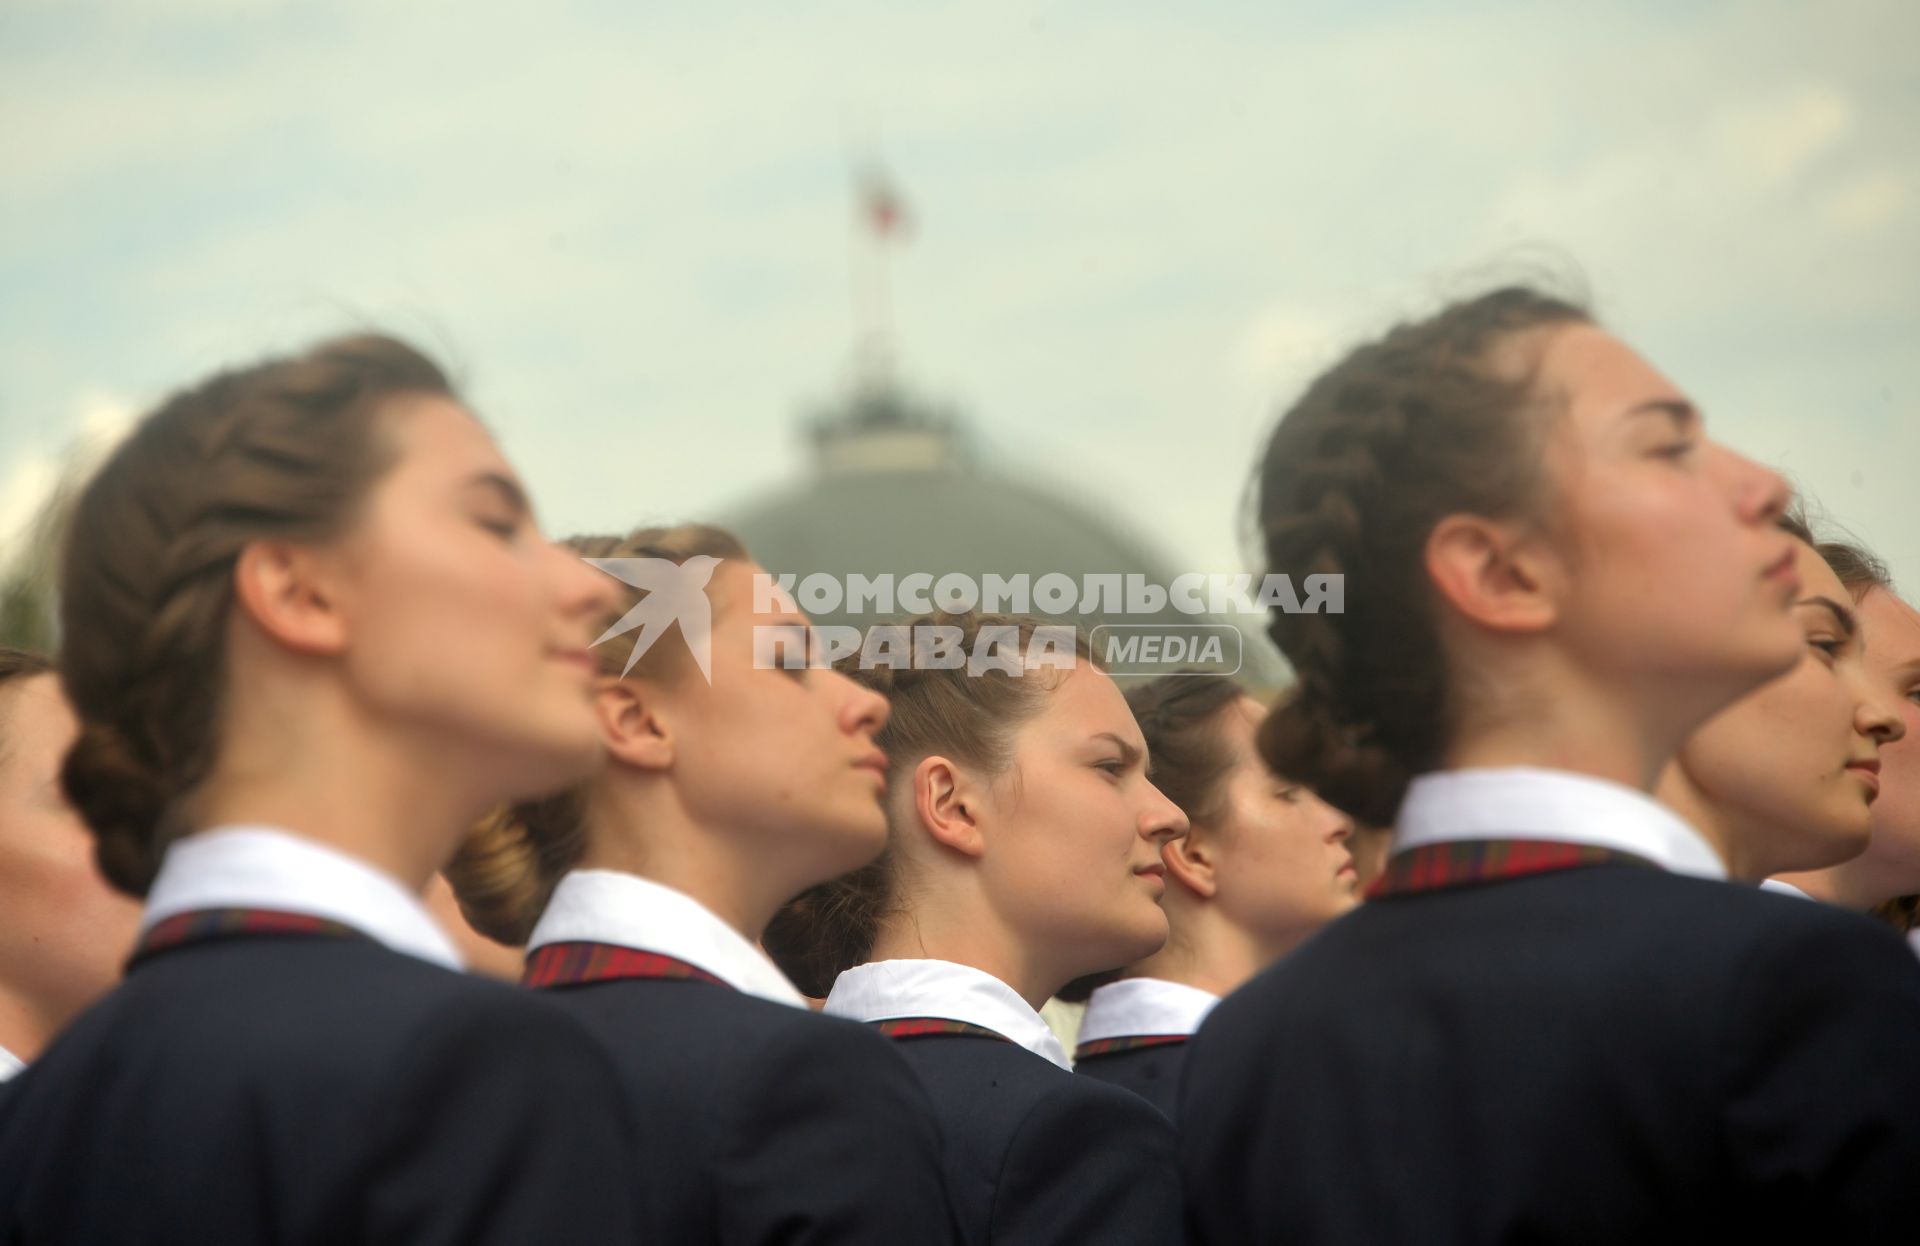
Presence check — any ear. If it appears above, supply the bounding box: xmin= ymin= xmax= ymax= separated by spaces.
xmin=595 ymin=679 xmax=675 ymax=773
xmin=231 ymin=541 xmax=349 ymax=656
xmin=912 ymin=755 xmax=985 ymax=859
xmin=1423 ymin=513 xmax=1559 ymax=635
xmin=1163 ymin=828 xmax=1218 ymax=900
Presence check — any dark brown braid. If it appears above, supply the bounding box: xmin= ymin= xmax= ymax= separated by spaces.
xmin=1254 ymin=287 xmax=1590 ymax=826
xmin=57 ymin=335 xmax=452 ymax=897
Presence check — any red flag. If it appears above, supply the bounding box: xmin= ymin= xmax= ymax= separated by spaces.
xmin=859 ymin=166 xmax=911 ymax=240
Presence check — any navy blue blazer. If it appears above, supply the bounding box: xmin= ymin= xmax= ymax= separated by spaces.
xmin=539 ymin=976 xmax=962 ymax=1244
xmin=888 ymin=1031 xmax=1182 ymax=1245
xmin=0 ymin=931 xmax=641 ymax=1244
xmin=1073 ymin=1041 xmax=1188 ymax=1120
xmin=1179 ymin=865 xmax=1920 ymax=1245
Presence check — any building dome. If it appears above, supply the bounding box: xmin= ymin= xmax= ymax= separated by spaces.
xmin=723 ymin=380 xmax=1286 ymax=687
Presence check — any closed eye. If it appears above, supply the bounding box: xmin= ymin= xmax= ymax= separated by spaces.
xmin=1807 ymin=636 xmax=1844 ymax=658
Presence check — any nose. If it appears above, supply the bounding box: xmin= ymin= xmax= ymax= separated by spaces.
xmin=1316 ymin=792 xmax=1356 ymax=844
xmin=829 ymin=668 xmax=891 ymax=738
xmin=1856 ymin=674 xmax=1908 ymax=747
xmin=552 ymin=542 xmax=623 ymax=626
xmin=1717 ymin=443 xmax=1791 ymax=528
xmin=1140 ymin=781 xmax=1190 ymax=847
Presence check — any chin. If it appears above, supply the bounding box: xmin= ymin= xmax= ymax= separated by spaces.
xmin=496 ymin=722 xmax=603 ymax=800
xmin=815 ymin=814 xmax=890 ymax=877
xmin=1821 ymin=819 xmax=1875 ymax=869
xmin=1112 ymin=906 xmax=1171 ymax=966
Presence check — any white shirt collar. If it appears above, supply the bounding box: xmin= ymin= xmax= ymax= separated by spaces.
xmin=1394 ymin=767 xmax=1728 ymax=882
xmin=1759 ymin=879 xmax=1815 ymax=901
xmin=140 ymin=826 xmax=464 ymax=971
xmin=1077 ymin=978 xmax=1220 ymax=1047
xmin=824 ymin=959 xmax=1071 ymax=1069
xmin=0 ymin=1044 xmax=23 ymax=1082
xmin=526 ymin=870 xmax=806 ymax=1009
xmin=1909 ymin=929 xmax=1920 ymax=962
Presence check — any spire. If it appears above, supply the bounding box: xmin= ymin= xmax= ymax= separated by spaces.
xmin=850 ymin=159 xmax=911 ymax=387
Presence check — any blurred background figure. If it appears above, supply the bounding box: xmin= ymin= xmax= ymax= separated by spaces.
xmin=1657 ymin=513 xmax=1905 ymax=882
xmin=0 ymin=647 xmax=142 ymax=1080
xmin=1071 ymin=673 xmax=1358 ymax=1117
xmin=1773 ymin=540 xmax=1920 ymax=931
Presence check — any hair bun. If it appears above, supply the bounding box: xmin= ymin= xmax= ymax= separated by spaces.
xmin=1257 ymin=693 xmax=1407 ymax=829
xmin=61 ymin=719 xmax=172 ymax=898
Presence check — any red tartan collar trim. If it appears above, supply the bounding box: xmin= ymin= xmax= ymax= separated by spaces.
xmin=1074 ymin=1033 xmax=1190 ymax=1061
xmin=1366 ymin=838 xmax=1661 ymax=900
xmin=873 ymin=1017 xmax=1014 ymax=1043
xmin=522 ymin=940 xmax=731 ymax=990
xmin=131 ymin=907 xmax=366 ymax=966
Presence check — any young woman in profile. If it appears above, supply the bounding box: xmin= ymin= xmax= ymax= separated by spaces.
xmin=1657 ymin=513 xmax=1904 ymax=883
xmin=0 ymin=336 xmax=642 ymax=1243
xmin=1177 ymin=287 xmax=1920 ymax=1245
xmin=1070 ymin=673 xmax=1358 ymax=1118
xmin=446 ymin=524 xmax=960 ymax=1246
xmin=766 ymin=611 xmax=1189 ymax=1246
xmin=0 ymin=648 xmax=142 ymax=1085
xmin=1772 ymin=538 xmax=1920 ymax=929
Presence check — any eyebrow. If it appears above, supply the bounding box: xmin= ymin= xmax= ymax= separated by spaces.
xmin=1880 ymin=652 xmax=1920 ymax=680
xmin=466 ymin=471 xmax=530 ymax=516
xmin=1797 ymin=595 xmax=1858 ymax=638
xmin=1093 ymin=731 xmax=1145 ymax=770
xmin=1625 ymin=399 xmax=1699 ymax=431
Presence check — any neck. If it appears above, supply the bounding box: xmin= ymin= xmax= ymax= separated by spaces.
xmin=199 ymin=685 xmax=498 ymax=894
xmin=579 ymin=784 xmax=800 ymax=943
xmin=1652 ymin=763 xmax=1778 ymax=879
xmin=1443 ymin=647 xmax=1742 ymax=794
xmin=868 ymin=884 xmax=1060 ymax=1011
xmin=0 ymin=985 xmax=60 ymax=1067
xmin=1128 ymin=902 xmax=1281 ymax=998
xmin=1771 ymin=861 xmax=1876 ymax=911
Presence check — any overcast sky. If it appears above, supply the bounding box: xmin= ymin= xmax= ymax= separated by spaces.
xmin=3 ymin=0 xmax=1914 ymax=593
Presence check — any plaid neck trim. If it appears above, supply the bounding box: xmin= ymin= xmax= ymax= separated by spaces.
xmin=132 ymin=907 xmax=364 ymax=966
xmin=523 ymin=940 xmax=730 ymax=990
xmin=1367 ymin=838 xmax=1662 ymax=900
xmin=873 ymin=1017 xmax=1014 ymax=1043
xmin=1074 ymin=1033 xmax=1190 ymax=1061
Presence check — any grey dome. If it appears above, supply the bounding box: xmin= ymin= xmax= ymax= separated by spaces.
xmin=721 ymin=381 xmax=1287 ymax=688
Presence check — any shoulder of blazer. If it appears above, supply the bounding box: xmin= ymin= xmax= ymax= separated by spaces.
xmin=715 ymin=1009 xmax=958 ymax=1224
xmin=350 ymin=981 xmax=648 ymax=1241
xmin=987 ymin=1071 xmax=1178 ymax=1241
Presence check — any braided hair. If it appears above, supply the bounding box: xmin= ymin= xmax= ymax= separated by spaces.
xmin=57 ymin=335 xmax=452 ymax=897
xmin=1254 ymin=287 xmax=1590 ymax=826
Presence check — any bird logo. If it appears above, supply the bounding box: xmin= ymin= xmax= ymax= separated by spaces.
xmin=583 ymin=555 xmax=723 ymax=682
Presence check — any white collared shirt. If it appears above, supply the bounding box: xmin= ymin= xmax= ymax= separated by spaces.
xmin=140 ymin=826 xmax=464 ymax=971
xmin=1077 ymin=978 xmax=1220 ymax=1049
xmin=1393 ymin=767 xmax=1728 ymax=881
xmin=526 ymin=869 xmax=807 ymax=1008
xmin=1759 ymin=879 xmax=1815 ymax=901
xmin=824 ymin=959 xmax=1071 ymax=1069
xmin=0 ymin=1044 xmax=23 ymax=1082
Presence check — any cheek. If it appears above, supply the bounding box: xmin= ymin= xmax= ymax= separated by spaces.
xmin=1875 ymin=724 xmax=1920 ymax=838
xmin=1686 ymin=671 xmax=1847 ymax=805
xmin=373 ymin=540 xmax=553 ymax=688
